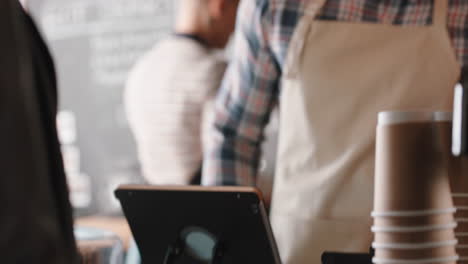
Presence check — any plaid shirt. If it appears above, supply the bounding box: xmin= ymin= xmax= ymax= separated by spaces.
xmin=203 ymin=0 xmax=468 ymax=186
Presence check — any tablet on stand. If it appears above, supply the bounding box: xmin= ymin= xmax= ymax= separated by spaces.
xmin=115 ymin=185 xmax=282 ymax=264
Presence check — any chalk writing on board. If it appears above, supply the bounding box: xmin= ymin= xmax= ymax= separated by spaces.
xmin=29 ymin=0 xmax=175 ymax=214
xmin=40 ymin=0 xmax=172 ymax=40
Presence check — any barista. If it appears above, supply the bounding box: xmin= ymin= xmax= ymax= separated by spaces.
xmin=203 ymin=0 xmax=467 ymax=263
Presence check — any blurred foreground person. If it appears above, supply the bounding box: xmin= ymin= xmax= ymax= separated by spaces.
xmin=0 ymin=0 xmax=77 ymax=262
xmin=125 ymin=0 xmax=240 ymax=185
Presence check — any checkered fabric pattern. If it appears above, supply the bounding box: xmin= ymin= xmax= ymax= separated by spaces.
xmin=203 ymin=0 xmax=468 ymax=186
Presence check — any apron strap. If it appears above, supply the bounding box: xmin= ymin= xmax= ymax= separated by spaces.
xmin=283 ymin=0 xmax=327 ymax=79
xmin=433 ymin=0 xmax=448 ymax=29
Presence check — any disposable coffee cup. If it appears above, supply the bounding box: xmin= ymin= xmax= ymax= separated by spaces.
xmin=373 ymin=213 xmax=455 ymax=227
xmin=374 ymin=227 xmax=456 ymax=244
xmin=375 ymin=111 xmax=454 ymax=212
xmin=434 ymin=114 xmax=468 ymax=246
xmin=374 ymin=243 xmax=457 ymax=259
xmin=372 ymin=256 xmax=458 ymax=264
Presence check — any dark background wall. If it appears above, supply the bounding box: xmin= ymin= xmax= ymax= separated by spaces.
xmin=27 ymin=0 xmax=175 ymax=216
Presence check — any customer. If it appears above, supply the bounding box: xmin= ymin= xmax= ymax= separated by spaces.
xmin=1 ymin=0 xmax=77 ymax=262
xmin=203 ymin=0 xmax=467 ymax=263
xmin=125 ymin=0 xmax=240 ymax=185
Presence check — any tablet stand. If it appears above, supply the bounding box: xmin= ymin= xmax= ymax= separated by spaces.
xmin=163 ymin=237 xmax=224 ymax=264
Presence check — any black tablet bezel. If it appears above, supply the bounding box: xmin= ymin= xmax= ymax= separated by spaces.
xmin=115 ymin=185 xmax=281 ymax=264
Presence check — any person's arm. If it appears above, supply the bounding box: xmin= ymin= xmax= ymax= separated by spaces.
xmin=203 ymin=0 xmax=281 ymax=186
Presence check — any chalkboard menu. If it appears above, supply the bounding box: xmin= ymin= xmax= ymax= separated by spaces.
xmin=27 ymin=0 xmax=175 ymax=215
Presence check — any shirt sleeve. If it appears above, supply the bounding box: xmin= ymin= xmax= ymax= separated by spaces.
xmin=202 ymin=0 xmax=281 ymax=186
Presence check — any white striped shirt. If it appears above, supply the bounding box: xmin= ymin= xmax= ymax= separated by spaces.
xmin=125 ymin=36 xmax=227 ymax=184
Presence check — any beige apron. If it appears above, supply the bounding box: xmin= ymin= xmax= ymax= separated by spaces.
xmin=270 ymin=1 xmax=460 ymax=263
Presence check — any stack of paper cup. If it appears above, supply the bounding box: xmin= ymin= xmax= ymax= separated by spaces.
xmin=434 ymin=112 xmax=468 ymax=263
xmin=373 ymin=111 xmax=458 ymax=264
xmin=453 ymin=195 xmax=468 ymax=263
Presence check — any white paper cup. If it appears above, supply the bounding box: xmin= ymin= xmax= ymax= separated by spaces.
xmin=373 ymin=223 xmax=457 ymax=244
xmin=375 ymin=229 xmax=456 ymax=244
xmin=373 ymin=212 xmax=455 ymax=227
